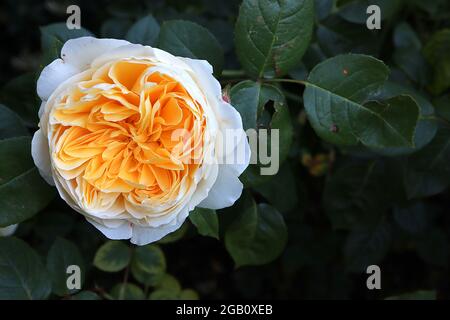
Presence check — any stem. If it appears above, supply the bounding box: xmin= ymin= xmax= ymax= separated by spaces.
xmin=221 ymin=69 xmax=246 ymax=78
xmin=119 ymin=264 xmax=130 ymax=300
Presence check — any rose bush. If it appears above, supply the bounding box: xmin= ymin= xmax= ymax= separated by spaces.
xmin=32 ymin=37 xmax=250 ymax=245
xmin=0 ymin=0 xmax=449 ymax=301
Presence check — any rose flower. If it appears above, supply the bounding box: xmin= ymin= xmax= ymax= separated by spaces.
xmin=32 ymin=37 xmax=250 ymax=245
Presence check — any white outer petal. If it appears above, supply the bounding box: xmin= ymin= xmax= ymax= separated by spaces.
xmin=0 ymin=224 xmax=18 ymax=237
xmin=91 ymin=43 xmax=154 ymax=68
xmin=181 ymin=57 xmax=239 ymax=129
xmin=37 ymin=59 xmax=79 ymax=100
xmin=61 ymin=37 xmax=130 ymax=70
xmin=37 ymin=37 xmax=130 ymax=101
xmin=31 ymin=128 xmax=55 ymax=186
xmin=86 ymin=218 xmax=132 ymax=240
xmin=198 ymin=164 xmax=244 ymax=210
xmin=181 ymin=58 xmax=245 ymax=153
xmin=130 ymin=208 xmax=190 ymax=245
xmin=227 ymin=132 xmax=251 ymax=176
xmin=38 ymin=101 xmax=46 ymax=119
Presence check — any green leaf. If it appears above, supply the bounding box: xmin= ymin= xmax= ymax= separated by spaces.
xmin=230 ymin=81 xmax=283 ymax=131
xmin=230 ymin=81 xmax=292 ymax=186
xmin=359 ymin=96 xmax=420 ymax=147
xmin=386 ymin=290 xmax=437 ymax=300
xmin=393 ymin=22 xmax=422 ymax=50
xmin=392 ymin=23 xmax=429 ymax=87
xmin=133 ymin=244 xmax=166 ymax=274
xmin=143 ymin=274 xmax=184 ymax=299
xmin=179 ymin=289 xmax=199 ymax=300
xmin=149 ymin=288 xmax=180 ymax=300
xmin=125 ymin=15 xmax=160 ymax=46
xmin=225 ymin=193 xmax=288 ymax=267
xmin=155 ymin=274 xmax=181 ymax=292
xmin=316 ymin=16 xmax=381 ymax=57
xmin=47 ymin=237 xmax=85 ymax=296
xmin=131 ymin=265 xmax=163 ymax=287
xmin=157 ymin=20 xmax=224 ymax=76
xmin=40 ymin=23 xmax=94 ymax=65
xmin=372 ymin=82 xmax=437 ymax=156
xmin=270 ymin=99 xmax=293 ymax=164
xmin=0 ymin=137 xmax=55 ymax=227
xmin=423 ymin=29 xmax=450 ymax=95
xmin=315 ymin=0 xmax=334 ymax=21
xmin=93 ymin=241 xmax=131 ymax=272
xmin=344 ymin=222 xmax=392 ymax=273
xmin=72 ymin=291 xmax=100 ymax=300
xmin=235 ymin=0 xmax=314 ymax=78
xmin=111 ymin=283 xmax=145 ymax=300
xmin=131 ymin=244 xmax=166 ymax=286
xmin=0 ymin=73 xmax=39 ymax=127
xmin=0 ymin=104 xmax=28 ymax=139
xmin=0 ymin=237 xmax=51 ymax=299
xmin=101 ymin=18 xmax=132 ymax=38
xmin=404 ymin=128 xmax=450 ymax=199
xmin=304 ymin=54 xmax=420 ymax=148
xmin=189 ymin=208 xmax=219 ymax=239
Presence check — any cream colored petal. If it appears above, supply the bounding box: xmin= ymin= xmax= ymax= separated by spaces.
xmin=182 ymin=57 xmax=244 ymax=149
xmin=130 ymin=208 xmax=189 ymax=245
xmin=198 ymin=164 xmax=244 ymax=210
xmin=86 ymin=218 xmax=132 ymax=240
xmin=91 ymin=43 xmax=154 ymax=68
xmin=61 ymin=37 xmax=130 ymax=70
xmin=37 ymin=59 xmax=79 ymax=100
xmin=224 ymin=131 xmax=251 ymax=176
xmin=31 ymin=128 xmax=55 ymax=186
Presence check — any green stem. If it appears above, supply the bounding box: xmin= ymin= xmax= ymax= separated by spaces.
xmin=119 ymin=264 xmax=130 ymax=300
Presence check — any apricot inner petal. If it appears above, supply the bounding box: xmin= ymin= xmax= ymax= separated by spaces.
xmin=50 ymin=58 xmax=207 ymax=217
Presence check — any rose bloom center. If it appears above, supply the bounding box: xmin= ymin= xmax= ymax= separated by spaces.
xmin=48 ymin=59 xmax=206 ymax=220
